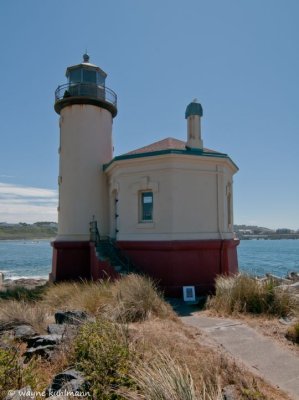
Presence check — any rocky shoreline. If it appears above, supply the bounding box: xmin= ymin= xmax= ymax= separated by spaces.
xmin=0 ymin=276 xmax=48 ymax=291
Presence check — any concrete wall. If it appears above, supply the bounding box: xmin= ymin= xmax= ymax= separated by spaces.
xmin=106 ymin=153 xmax=237 ymax=241
xmin=57 ymin=104 xmax=113 ymax=240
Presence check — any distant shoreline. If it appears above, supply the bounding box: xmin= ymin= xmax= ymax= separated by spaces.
xmin=1 ymin=237 xmax=299 ymax=241
xmin=0 ymin=237 xmax=55 ymax=241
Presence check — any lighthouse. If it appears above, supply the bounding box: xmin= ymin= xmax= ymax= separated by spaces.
xmin=51 ymin=55 xmax=238 ymax=295
xmin=51 ymin=54 xmax=117 ymax=281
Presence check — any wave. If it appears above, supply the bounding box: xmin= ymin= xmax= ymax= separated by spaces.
xmin=3 ymin=275 xmax=49 ymax=281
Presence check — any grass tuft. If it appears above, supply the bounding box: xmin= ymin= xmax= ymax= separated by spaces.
xmin=0 ymin=300 xmax=49 ymax=333
xmin=286 ymin=321 xmax=299 ymax=344
xmin=111 ymin=274 xmax=175 ymax=322
xmin=119 ymin=351 xmax=211 ymax=400
xmin=207 ymin=274 xmax=296 ymax=317
xmin=42 ymin=275 xmax=175 ymax=322
xmin=42 ymin=280 xmax=113 ymax=315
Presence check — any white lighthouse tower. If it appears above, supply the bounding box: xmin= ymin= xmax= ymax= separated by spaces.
xmin=51 ymin=54 xmax=117 ymax=281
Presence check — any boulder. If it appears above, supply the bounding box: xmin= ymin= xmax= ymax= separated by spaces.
xmin=4 ymin=386 xmax=35 ymax=399
xmin=14 ymin=325 xmax=36 ymax=340
xmin=55 ymin=311 xmax=88 ymax=325
xmin=24 ymin=344 xmax=55 ymax=360
xmin=47 ymin=324 xmax=68 ymax=335
xmin=46 ymin=369 xmax=88 ymax=397
xmin=25 ymin=334 xmax=62 ymax=348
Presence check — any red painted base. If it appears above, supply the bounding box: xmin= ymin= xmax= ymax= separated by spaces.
xmin=116 ymin=239 xmax=239 ymax=297
xmin=51 ymin=239 xmax=239 ymax=297
xmin=51 ymin=241 xmax=119 ymax=282
xmin=51 ymin=241 xmax=92 ymax=281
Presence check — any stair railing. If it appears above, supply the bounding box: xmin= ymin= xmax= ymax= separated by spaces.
xmin=89 ymin=218 xmax=101 ymax=247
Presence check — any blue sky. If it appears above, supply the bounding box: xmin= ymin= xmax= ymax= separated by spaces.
xmin=0 ymin=0 xmax=298 ymax=228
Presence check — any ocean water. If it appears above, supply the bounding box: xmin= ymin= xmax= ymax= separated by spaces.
xmin=237 ymin=239 xmax=299 ymax=277
xmin=0 ymin=240 xmax=52 ymax=280
xmin=0 ymin=239 xmax=298 ymax=280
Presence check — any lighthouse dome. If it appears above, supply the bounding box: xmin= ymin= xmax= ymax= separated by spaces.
xmin=185 ymin=100 xmax=203 ymax=119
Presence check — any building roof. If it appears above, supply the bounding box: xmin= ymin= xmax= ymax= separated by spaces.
xmin=125 ymin=137 xmax=186 ymax=155
xmin=125 ymin=137 xmax=220 ymax=155
xmin=103 ymin=137 xmax=238 ymax=171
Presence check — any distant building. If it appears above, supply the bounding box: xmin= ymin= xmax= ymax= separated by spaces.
xmin=238 ymin=229 xmax=254 ymax=235
xmin=51 ymin=55 xmax=239 ymax=296
xmin=276 ymin=228 xmax=293 ymax=234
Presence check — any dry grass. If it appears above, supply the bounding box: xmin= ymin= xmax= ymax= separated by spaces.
xmin=110 ymin=274 xmax=175 ymax=322
xmin=0 ymin=300 xmax=51 ymax=333
xmin=119 ymin=351 xmax=202 ymax=400
xmin=42 ymin=279 xmax=113 ymax=315
xmin=207 ymin=274 xmax=296 ymax=317
xmin=125 ymin=319 xmax=289 ymax=400
xmin=42 ymin=275 xmax=175 ymax=322
xmin=0 ymin=276 xmax=295 ymax=399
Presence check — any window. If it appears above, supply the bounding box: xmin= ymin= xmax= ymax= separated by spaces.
xmin=140 ymin=191 xmax=153 ymax=221
xmin=83 ymin=69 xmax=97 ymax=83
xmin=69 ymin=69 xmax=81 ymax=83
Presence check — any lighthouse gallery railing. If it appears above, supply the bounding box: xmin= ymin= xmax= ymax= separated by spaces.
xmin=55 ymin=82 xmax=117 ymax=107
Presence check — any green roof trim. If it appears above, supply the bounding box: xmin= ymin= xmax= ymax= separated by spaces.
xmin=103 ymin=148 xmax=238 ymax=171
xmin=185 ymin=102 xmax=203 ymax=118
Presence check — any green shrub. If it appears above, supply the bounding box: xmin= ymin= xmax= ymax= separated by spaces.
xmin=207 ymin=274 xmax=295 ymax=317
xmin=0 ymin=346 xmax=40 ymax=398
xmin=74 ymin=319 xmax=134 ymax=399
xmin=0 ymin=347 xmax=21 ymax=398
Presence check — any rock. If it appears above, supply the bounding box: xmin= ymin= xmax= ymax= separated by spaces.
xmin=286 ymin=272 xmax=299 ymax=282
xmin=289 ymin=281 xmax=299 ymax=292
xmin=14 ymin=325 xmax=36 ymax=339
xmin=47 ymin=323 xmax=68 ymax=335
xmin=4 ymin=386 xmax=35 ymax=399
xmin=46 ymin=369 xmax=88 ymax=397
xmin=266 ymin=274 xmax=291 ymax=285
xmin=55 ymin=310 xmax=88 ymax=325
xmin=24 ymin=344 xmax=55 ymax=360
xmin=25 ymin=334 xmax=62 ymax=348
xmin=3 ymin=278 xmax=47 ymax=291
xmin=277 ymin=281 xmax=299 ymax=294
xmin=222 ymin=384 xmax=239 ymax=400
xmin=279 ymin=317 xmax=295 ymax=325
